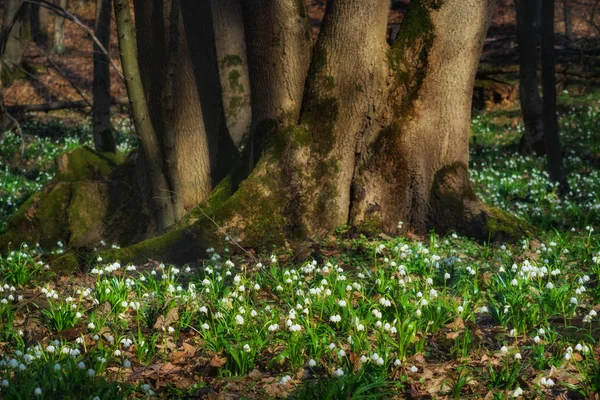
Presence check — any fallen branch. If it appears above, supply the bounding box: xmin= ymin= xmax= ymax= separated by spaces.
xmin=7 ymin=98 xmax=128 ymax=114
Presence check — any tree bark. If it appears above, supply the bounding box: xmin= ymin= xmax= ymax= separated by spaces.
xmin=2 ymin=0 xmax=23 ymax=65
xmin=563 ymin=0 xmax=573 ymax=41
xmin=30 ymin=2 xmax=49 ymax=47
xmin=516 ymin=0 xmax=545 ymax=155
xmin=52 ymin=0 xmax=67 ymax=54
xmin=92 ymin=0 xmax=116 ymax=153
xmin=114 ymin=0 xmax=176 ymax=230
xmin=212 ymin=0 xmax=252 ymax=146
xmin=133 ymin=0 xmax=237 ymax=210
xmin=241 ymin=0 xmax=312 ymax=167
xmin=541 ymin=0 xmax=569 ymax=194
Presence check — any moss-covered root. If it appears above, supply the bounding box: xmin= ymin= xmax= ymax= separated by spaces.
xmin=432 ymin=162 xmax=534 ymax=242
xmin=99 ymin=227 xmax=209 ymax=266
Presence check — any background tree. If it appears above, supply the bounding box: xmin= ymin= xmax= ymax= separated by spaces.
xmin=92 ymin=0 xmax=115 ymax=153
xmin=541 ymin=0 xmax=569 ymax=193
xmin=1 ymin=0 xmax=23 ymax=66
xmin=211 ymin=0 xmax=251 ymax=146
xmin=515 ymin=0 xmax=545 ymax=155
xmin=52 ymin=0 xmax=67 ymax=54
xmin=563 ymin=0 xmax=573 ymax=41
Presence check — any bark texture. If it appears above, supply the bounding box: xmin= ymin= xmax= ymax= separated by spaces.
xmin=133 ymin=0 xmax=236 ymax=209
xmin=93 ymin=0 xmax=116 ymax=153
xmin=30 ymin=2 xmax=49 ymax=47
xmin=2 ymin=0 xmax=23 ymax=65
xmin=114 ymin=0 xmax=176 ymax=230
xmin=541 ymin=0 xmax=569 ymax=193
xmin=516 ymin=0 xmax=545 ymax=155
xmin=241 ymin=0 xmax=312 ymax=166
xmin=563 ymin=0 xmax=573 ymax=41
xmin=52 ymin=0 xmax=67 ymax=54
xmin=212 ymin=0 xmax=252 ymax=146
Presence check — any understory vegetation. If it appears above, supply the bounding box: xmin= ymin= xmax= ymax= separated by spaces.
xmin=1 ymin=92 xmax=600 ymax=398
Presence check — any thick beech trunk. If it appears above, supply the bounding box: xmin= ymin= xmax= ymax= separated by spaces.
xmin=212 ymin=0 xmax=252 ymax=146
xmin=2 ymin=0 xmax=23 ymax=65
xmin=52 ymin=0 xmax=67 ymax=54
xmin=516 ymin=0 xmax=545 ymax=155
xmin=133 ymin=0 xmax=237 ymax=210
xmin=541 ymin=0 xmax=569 ymax=193
xmin=241 ymin=0 xmax=312 ymax=167
xmin=92 ymin=0 xmax=116 ymax=153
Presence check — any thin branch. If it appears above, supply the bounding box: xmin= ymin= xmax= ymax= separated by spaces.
xmin=22 ymin=0 xmax=125 ymax=81
xmin=39 ymin=47 xmax=93 ymax=108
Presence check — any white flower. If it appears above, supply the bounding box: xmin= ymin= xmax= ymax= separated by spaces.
xmin=394 ymin=359 xmax=401 ymax=367
xmin=329 ymin=315 xmax=342 ymax=323
xmin=376 ymin=357 xmax=384 ymax=366
xmin=513 ymin=387 xmax=523 ymax=397
xmin=533 ymin=336 xmax=541 ymax=344
xmin=409 ymin=365 xmax=418 ymax=373
xmin=46 ymin=345 xmax=55 ymax=353
xmin=1 ymin=379 xmax=9 ymax=387
xmin=333 ymin=369 xmax=344 ymax=377
xmin=570 ymin=297 xmax=578 ymax=305
xmin=360 ymin=355 xmax=367 ymax=363
xmin=308 ymin=359 xmax=317 ymax=367
xmin=243 ymin=344 xmax=251 ymax=353
xmin=54 ymin=363 xmax=61 ymax=371
xmin=500 ymin=346 xmax=508 ymax=353
xmin=123 ymin=360 xmax=131 ymax=368
xmin=337 ymin=349 xmax=346 ymax=357
xmin=87 ymin=322 xmax=96 ymax=330
xmin=87 ymin=369 xmax=95 ymax=377
xmin=279 ymin=375 xmax=292 ymax=385
xmin=77 ymin=361 xmax=86 ymax=369
xmin=511 ymin=279 xmax=518 ymax=286
xmin=546 ymin=282 xmax=554 ymax=289
xmin=514 ymin=353 xmax=522 ymax=360
xmin=114 ymin=349 xmax=121 ymax=356
xmin=575 ymin=343 xmax=583 ymax=352
xmin=34 ymin=388 xmax=42 ymax=396
xmin=235 ymin=315 xmax=244 ymax=325
xmin=479 ymin=306 xmax=488 ymax=313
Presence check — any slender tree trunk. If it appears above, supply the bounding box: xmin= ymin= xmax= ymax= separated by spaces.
xmin=92 ymin=0 xmax=116 ymax=153
xmin=516 ymin=0 xmax=545 ymax=155
xmin=30 ymin=3 xmax=49 ymax=47
xmin=563 ymin=0 xmax=573 ymax=41
xmin=212 ymin=0 xmax=252 ymax=146
xmin=541 ymin=0 xmax=569 ymax=193
xmin=133 ymin=0 xmax=237 ymax=210
xmin=241 ymin=0 xmax=312 ymax=168
xmin=2 ymin=0 xmax=23 ymax=66
xmin=52 ymin=0 xmax=67 ymax=54
xmin=162 ymin=0 xmax=184 ymax=219
xmin=114 ymin=0 xmax=176 ymax=230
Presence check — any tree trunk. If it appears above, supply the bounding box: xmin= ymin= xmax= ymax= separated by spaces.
xmin=240 ymin=0 xmax=312 ymax=168
xmin=103 ymin=0 xmax=528 ymax=266
xmin=541 ymin=0 xmax=569 ymax=193
xmin=30 ymin=2 xmax=49 ymax=47
xmin=52 ymin=0 xmax=67 ymax=54
xmin=92 ymin=0 xmax=116 ymax=153
xmin=133 ymin=0 xmax=237 ymax=210
xmin=211 ymin=0 xmax=252 ymax=146
xmin=563 ymin=0 xmax=573 ymax=41
xmin=114 ymin=0 xmax=176 ymax=230
xmin=2 ymin=0 xmax=23 ymax=66
xmin=516 ymin=0 xmax=545 ymax=155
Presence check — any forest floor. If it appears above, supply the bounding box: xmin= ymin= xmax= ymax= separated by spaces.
xmin=2 ymin=1 xmax=600 ymax=399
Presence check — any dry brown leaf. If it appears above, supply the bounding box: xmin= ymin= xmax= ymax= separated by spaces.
xmin=154 ymin=307 xmax=179 ymax=330
xmin=208 ymin=353 xmax=227 ymax=368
